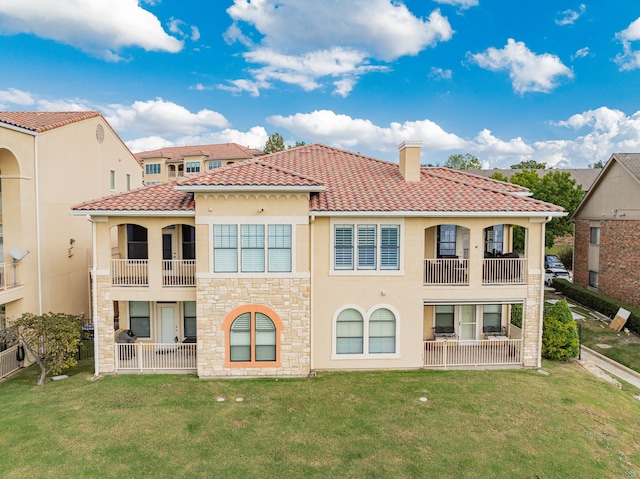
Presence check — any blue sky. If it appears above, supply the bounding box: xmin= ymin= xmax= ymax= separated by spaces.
xmin=1 ymin=0 xmax=640 ymax=168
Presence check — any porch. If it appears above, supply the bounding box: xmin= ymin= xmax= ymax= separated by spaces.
xmin=424 ymin=257 xmax=527 ymax=285
xmin=115 ymin=342 xmax=197 ymax=373
xmin=423 ymin=338 xmax=523 ymax=368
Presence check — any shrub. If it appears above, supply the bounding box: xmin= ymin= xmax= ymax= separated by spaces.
xmin=556 ymin=246 xmax=573 ymax=270
xmin=542 ymin=300 xmax=579 ymax=361
xmin=552 ymin=279 xmax=640 ymax=334
xmin=510 ymin=304 xmax=523 ymax=328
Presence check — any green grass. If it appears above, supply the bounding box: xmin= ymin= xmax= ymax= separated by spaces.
xmin=1 ymin=361 xmax=639 ymax=478
xmin=578 ymin=316 xmax=640 ymax=373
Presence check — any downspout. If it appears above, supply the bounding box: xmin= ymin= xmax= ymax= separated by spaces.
xmin=537 ymin=215 xmax=553 ymax=369
xmin=87 ymin=215 xmax=100 ymax=377
xmin=33 ymin=135 xmax=43 ymax=314
xmin=309 ymin=214 xmax=315 ymax=374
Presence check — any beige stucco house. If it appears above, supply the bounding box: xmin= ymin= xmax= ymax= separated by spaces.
xmin=136 ymin=143 xmax=264 ymax=185
xmin=0 ymin=111 xmax=142 ymax=329
xmin=73 ymin=142 xmax=564 ymax=377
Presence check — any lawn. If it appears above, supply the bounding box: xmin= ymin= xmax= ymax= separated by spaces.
xmin=1 ymin=361 xmax=639 ymax=478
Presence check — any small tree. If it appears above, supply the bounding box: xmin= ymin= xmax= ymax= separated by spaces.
xmin=542 ymin=300 xmax=579 ymax=361
xmin=511 ymin=160 xmax=547 ymax=169
xmin=5 ymin=312 xmax=83 ymax=386
xmin=444 ymin=153 xmax=481 ymax=170
xmin=264 ymin=132 xmax=286 ymax=154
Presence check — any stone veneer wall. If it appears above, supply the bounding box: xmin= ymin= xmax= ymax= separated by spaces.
xmin=94 ymin=274 xmax=116 ymax=374
xmin=522 ymin=272 xmax=544 ymax=368
xmin=196 ymin=277 xmax=311 ymax=378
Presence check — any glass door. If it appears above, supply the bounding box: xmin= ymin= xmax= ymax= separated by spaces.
xmin=459 ymin=305 xmax=477 ymax=340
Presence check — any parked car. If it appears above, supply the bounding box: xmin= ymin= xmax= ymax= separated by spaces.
xmin=544 ymin=254 xmax=565 ymax=269
xmin=545 ymin=266 xmax=572 ymax=286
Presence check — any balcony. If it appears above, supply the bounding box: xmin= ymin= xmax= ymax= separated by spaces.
xmin=110 ymin=259 xmax=195 ymax=287
xmin=0 ymin=261 xmax=22 ymax=291
xmin=482 ymin=257 xmax=527 ymax=285
xmin=424 ymin=258 xmax=468 ymax=285
xmin=424 ymin=257 xmax=527 ymax=286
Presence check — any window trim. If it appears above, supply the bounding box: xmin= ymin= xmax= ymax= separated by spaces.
xmin=109 ymin=170 xmax=116 ymax=191
xmin=144 ymin=163 xmax=162 ymax=176
xmin=129 ymin=301 xmax=151 ymax=338
xmin=332 ymin=304 xmax=399 ymax=359
xmin=588 ymin=270 xmax=599 ymax=288
xmin=185 ymin=161 xmax=201 ymax=173
xmin=222 ymin=304 xmax=282 ymax=368
xmin=590 ymin=227 xmax=600 ymax=245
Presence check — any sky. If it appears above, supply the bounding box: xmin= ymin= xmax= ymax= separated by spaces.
xmin=1 ymin=0 xmax=640 ymax=168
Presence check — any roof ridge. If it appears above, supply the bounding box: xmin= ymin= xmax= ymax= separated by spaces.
xmin=71 ymin=177 xmax=182 ymax=209
xmin=424 ymin=167 xmax=530 ymax=194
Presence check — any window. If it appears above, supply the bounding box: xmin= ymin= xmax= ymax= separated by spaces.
xmin=268 ymin=225 xmax=291 ymax=272
xmin=589 ymin=270 xmax=599 ymax=288
xmin=182 ymin=225 xmax=196 ymax=260
xmin=186 ymin=161 xmax=200 ymax=173
xmin=435 ymin=305 xmax=454 ymax=329
xmin=183 ymin=301 xmax=196 ymax=339
xmin=208 ymin=160 xmax=222 ymax=170
xmin=214 ymin=224 xmax=292 ymax=273
xmin=484 ymin=225 xmax=504 ymax=254
xmin=214 ymin=225 xmax=238 ymax=272
xmin=224 ymin=306 xmax=281 ymax=366
xmin=129 ymin=301 xmax=150 ymax=338
xmin=437 ymin=225 xmax=456 ymax=257
xmin=126 ymin=173 xmax=131 ymax=191
xmin=334 ymin=223 xmax=401 ymax=271
xmin=590 ymin=227 xmax=600 ymax=245
xmin=369 ymin=308 xmax=396 ymax=353
xmin=336 ymin=309 xmax=363 ymax=354
xmin=483 ymin=304 xmax=502 ymax=331
xmin=109 ymin=170 xmax=115 ymax=190
xmin=145 ymin=163 xmax=161 ymax=175
xmin=126 ymin=224 xmax=148 ymax=259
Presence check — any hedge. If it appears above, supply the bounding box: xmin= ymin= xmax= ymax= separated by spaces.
xmin=551 ymin=279 xmax=640 ymax=334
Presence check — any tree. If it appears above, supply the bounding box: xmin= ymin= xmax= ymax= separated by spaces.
xmin=542 ymin=300 xmax=579 ymax=361
xmin=264 ymin=132 xmax=286 ymax=154
xmin=588 ymin=160 xmax=605 ymax=168
xmin=289 ymin=141 xmax=306 ymax=149
xmin=3 ymin=312 xmax=82 ymax=386
xmin=444 ymin=153 xmax=481 ymax=170
xmin=510 ymin=159 xmax=547 ymax=169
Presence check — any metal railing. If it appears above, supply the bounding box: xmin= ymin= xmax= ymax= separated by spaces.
xmin=111 ymin=259 xmax=149 ymax=286
xmin=482 ymin=258 xmax=527 ymax=284
xmin=162 ymin=260 xmax=196 ymax=287
xmin=115 ymin=343 xmax=197 ymax=371
xmin=424 ymin=258 xmax=469 ymax=285
xmin=0 ymin=261 xmax=21 ymax=291
xmin=423 ymin=338 xmax=523 ymax=367
xmin=0 ymin=344 xmax=21 ymax=379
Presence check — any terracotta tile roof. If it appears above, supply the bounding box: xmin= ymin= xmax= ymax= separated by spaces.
xmin=134 ymin=143 xmax=264 ymax=164
xmin=72 ymin=143 xmax=564 ymax=215
xmin=72 ymin=180 xmax=194 ymax=212
xmin=177 ymin=160 xmax=324 ymax=188
xmin=0 ymin=111 xmax=101 ymax=133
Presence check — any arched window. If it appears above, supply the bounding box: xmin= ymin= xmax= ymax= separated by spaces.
xmin=369 ymin=308 xmax=396 ymax=354
xmin=224 ymin=305 xmax=281 ymax=367
xmin=336 ymin=308 xmax=363 ymax=354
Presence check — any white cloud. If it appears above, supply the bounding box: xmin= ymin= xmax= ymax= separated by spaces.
xmin=555 ymin=4 xmax=586 ymax=26
xmin=223 ymin=1 xmax=453 ymax=96
xmin=0 ymin=88 xmax=35 ymax=107
xmin=189 ymin=83 xmax=214 ymax=91
xmin=104 ymin=98 xmax=230 ymax=137
xmin=167 ymin=17 xmax=200 ymax=42
xmin=615 ymin=17 xmax=640 ymax=71
xmin=469 ymin=39 xmax=573 ymax=94
xmin=0 ymin=0 xmax=183 ymax=61
xmin=126 ymin=136 xmax=175 ymax=153
xmin=430 ymin=67 xmax=452 ymax=80
xmin=217 ymin=79 xmax=266 ymax=97
xmin=433 ymin=0 xmax=479 ymax=10
xmin=571 ymin=47 xmax=590 ymax=60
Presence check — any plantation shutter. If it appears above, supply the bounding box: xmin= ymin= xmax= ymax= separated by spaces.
xmin=241 ymin=225 xmax=265 ymax=272
xmin=336 ymin=308 xmax=363 ymax=354
xmin=268 ymin=224 xmax=291 ymax=272
xmin=380 ymin=225 xmax=400 ymax=270
xmin=214 ymin=225 xmax=238 ymax=272
xmin=230 ymin=313 xmax=251 ymax=361
xmin=335 ymin=225 xmax=354 ymax=270
xmin=357 ymin=225 xmax=376 ymax=270
xmin=369 ymin=308 xmax=396 ymax=353
xmin=255 ymin=313 xmax=276 ymax=361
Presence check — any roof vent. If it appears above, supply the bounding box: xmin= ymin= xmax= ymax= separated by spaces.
xmin=399 ymin=141 xmax=422 ymax=182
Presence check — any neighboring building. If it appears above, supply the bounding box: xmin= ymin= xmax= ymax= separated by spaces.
xmin=473 ymin=168 xmax=601 ymax=193
xmin=136 ymin=143 xmax=264 ymax=185
xmin=72 ymin=142 xmax=564 ymax=377
xmin=572 ymin=153 xmax=640 ymax=308
xmin=0 ymin=111 xmax=142 ymax=328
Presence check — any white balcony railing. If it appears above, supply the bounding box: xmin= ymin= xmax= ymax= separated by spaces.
xmin=111 ymin=259 xmax=148 ymax=286
xmin=0 ymin=261 xmax=21 ymax=291
xmin=424 ymin=338 xmax=523 ymax=367
xmin=115 ymin=342 xmax=196 ymax=371
xmin=424 ymin=258 xmax=469 ymax=285
xmin=0 ymin=345 xmax=21 ymax=378
xmin=482 ymin=258 xmax=527 ymax=284
xmin=162 ymin=260 xmax=196 ymax=287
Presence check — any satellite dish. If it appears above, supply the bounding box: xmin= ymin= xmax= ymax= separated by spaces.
xmin=9 ymin=248 xmax=23 ymax=261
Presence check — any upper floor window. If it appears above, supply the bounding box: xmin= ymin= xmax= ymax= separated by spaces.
xmin=334 ymin=224 xmax=400 ymax=271
xmin=590 ymin=227 xmax=600 ymax=245
xmin=437 ymin=225 xmax=456 ymax=257
xmin=484 ymin=225 xmax=504 ymax=255
xmin=208 ymin=160 xmax=222 ymax=170
xmin=109 ymin=170 xmax=116 ymax=190
xmin=186 ymin=161 xmax=201 ymax=173
xmin=182 ymin=225 xmax=196 ymax=260
xmin=213 ymin=224 xmax=292 ymax=273
xmin=127 ymin=224 xmax=148 ymax=259
xmin=145 ymin=163 xmax=161 ymax=175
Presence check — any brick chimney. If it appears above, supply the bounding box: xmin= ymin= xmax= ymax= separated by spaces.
xmin=399 ymin=141 xmax=422 ymax=182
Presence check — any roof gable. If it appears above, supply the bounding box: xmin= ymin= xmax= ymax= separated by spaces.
xmin=135 ymin=143 xmax=264 ymax=164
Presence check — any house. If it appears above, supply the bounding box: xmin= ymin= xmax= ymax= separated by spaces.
xmin=572 ymin=153 xmax=640 ymax=308
xmin=0 ymin=111 xmax=142 ymax=330
xmin=136 ymin=143 xmax=264 ymax=185
xmin=72 ymin=142 xmax=564 ymax=377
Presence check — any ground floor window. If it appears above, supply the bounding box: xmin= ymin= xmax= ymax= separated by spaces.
xmin=183 ymin=301 xmax=196 ymax=339
xmin=335 ymin=306 xmax=397 ymax=356
xmin=223 ymin=305 xmax=282 ymax=367
xmin=129 ymin=301 xmax=150 ymax=338
xmin=482 ymin=304 xmax=502 ymax=334
xmin=589 ymin=270 xmax=599 ymax=288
